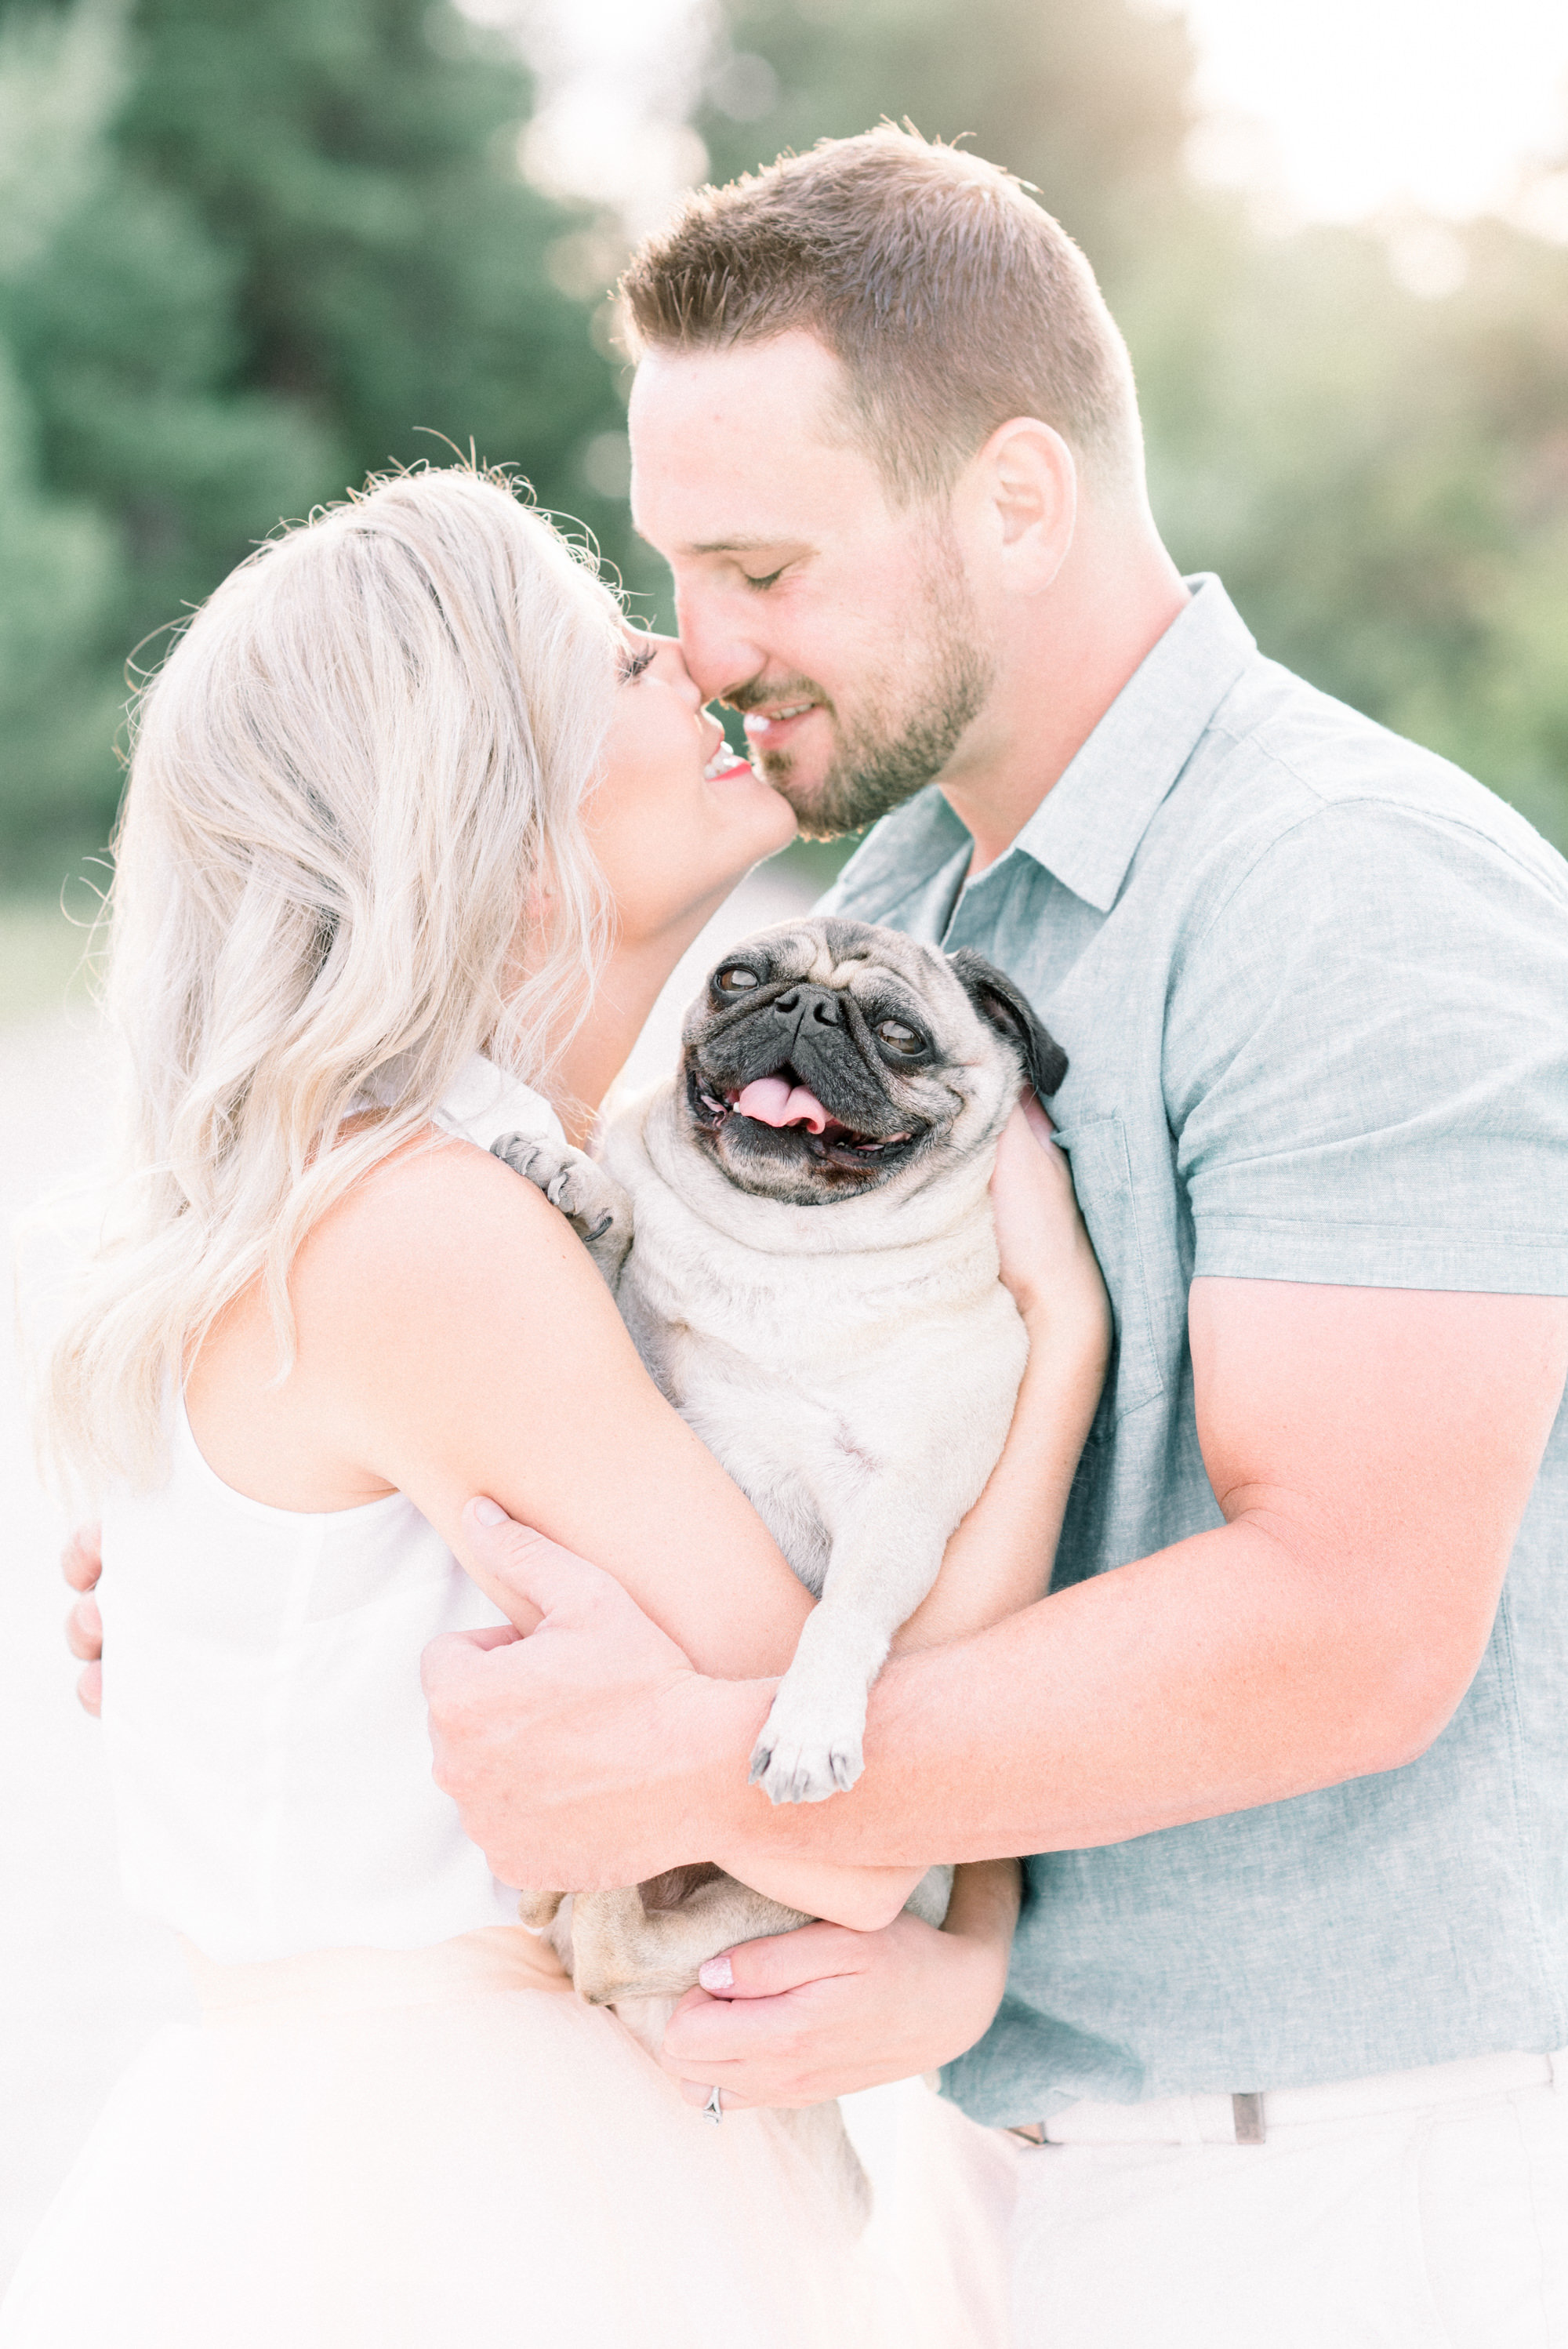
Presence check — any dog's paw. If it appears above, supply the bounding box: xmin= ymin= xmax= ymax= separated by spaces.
xmin=748 ymin=1711 xmax=865 ymax=1806
xmin=490 ymin=1131 xmax=559 ymax=1190
xmin=748 ymin=1654 xmax=872 ymax=1804
xmin=490 ymin=1135 xmax=619 ymax=1246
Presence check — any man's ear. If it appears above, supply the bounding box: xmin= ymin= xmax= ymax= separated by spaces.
xmin=971 ymin=417 xmax=1077 ymax=594
xmin=948 ymin=949 xmax=1069 ymax=1098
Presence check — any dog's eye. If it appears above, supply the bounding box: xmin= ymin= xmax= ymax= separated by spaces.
xmin=715 ymin=965 xmax=760 ymax=995
xmin=875 ymin=1018 xmax=924 ymax=1055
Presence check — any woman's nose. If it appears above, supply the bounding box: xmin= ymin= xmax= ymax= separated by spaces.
xmin=647 ymin=633 xmax=703 ymax=707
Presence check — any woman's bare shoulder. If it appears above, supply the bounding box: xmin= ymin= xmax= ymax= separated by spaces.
xmin=292 ymin=1126 xmax=617 ymax=1351
xmin=190 ymin=1127 xmax=637 ymax=1515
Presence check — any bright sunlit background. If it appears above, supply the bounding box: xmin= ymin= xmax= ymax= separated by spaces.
xmin=515 ymin=0 xmax=1568 ymax=238
xmin=1184 ymin=0 xmax=1568 ymax=227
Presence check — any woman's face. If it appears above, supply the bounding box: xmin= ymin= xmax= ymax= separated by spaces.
xmin=586 ymin=632 xmax=798 ymax=952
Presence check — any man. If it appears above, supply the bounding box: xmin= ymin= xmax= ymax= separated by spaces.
xmin=70 ymin=129 xmax=1568 ymax=2341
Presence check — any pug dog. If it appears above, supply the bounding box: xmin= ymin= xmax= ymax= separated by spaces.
xmin=492 ymin=916 xmax=1066 ymax=2012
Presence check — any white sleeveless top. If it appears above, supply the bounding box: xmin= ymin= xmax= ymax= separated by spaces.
xmin=97 ymin=1057 xmax=567 ymax=1965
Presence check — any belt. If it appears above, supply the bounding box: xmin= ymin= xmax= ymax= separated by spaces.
xmin=1006 ymin=2045 xmax=1568 ymax=2149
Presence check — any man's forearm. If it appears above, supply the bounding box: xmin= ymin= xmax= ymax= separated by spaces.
xmin=433 ymin=1286 xmax=1560 ymax=1895
xmin=702 ymin=1508 xmax=1491 ymax=1881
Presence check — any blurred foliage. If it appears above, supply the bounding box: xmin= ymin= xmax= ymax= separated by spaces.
xmin=1138 ymin=215 xmax=1568 ymax=847
xmin=0 ymin=0 xmax=626 ymax=873
xmin=1 ymin=0 xmax=1566 ymax=887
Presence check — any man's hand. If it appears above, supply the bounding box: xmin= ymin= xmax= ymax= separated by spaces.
xmin=661 ymin=1859 xmax=1021 ymax=2111
xmin=62 ymin=1521 xmax=103 ymax=1716
xmin=423 ymin=1499 xmax=725 ymax=1890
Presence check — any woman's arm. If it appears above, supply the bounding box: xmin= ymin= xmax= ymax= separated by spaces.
xmin=895 ymin=1102 xmax=1110 ymax=1650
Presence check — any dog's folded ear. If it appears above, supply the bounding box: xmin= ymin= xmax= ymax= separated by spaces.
xmin=948 ymin=949 xmax=1069 ymax=1098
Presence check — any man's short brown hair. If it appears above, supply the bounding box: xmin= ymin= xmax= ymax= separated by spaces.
xmin=619 ymin=125 xmax=1142 ymax=506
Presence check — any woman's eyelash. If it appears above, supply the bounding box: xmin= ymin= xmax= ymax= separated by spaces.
xmin=619 ymin=645 xmax=657 ymax=682
xmin=741 ymin=568 xmax=784 ymax=592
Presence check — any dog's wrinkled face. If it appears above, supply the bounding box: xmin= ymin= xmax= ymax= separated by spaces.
xmin=677 ymin=917 xmax=1067 ymax=1206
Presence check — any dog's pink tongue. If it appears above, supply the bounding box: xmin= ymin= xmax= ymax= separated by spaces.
xmin=735 ymin=1076 xmax=832 ymax=1135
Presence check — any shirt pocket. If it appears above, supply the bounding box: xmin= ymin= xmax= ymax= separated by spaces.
xmin=1054 ymin=1113 xmax=1165 ymax=1431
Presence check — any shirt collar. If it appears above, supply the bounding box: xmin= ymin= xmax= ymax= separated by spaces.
xmin=1001 ymin=574 xmax=1257 ymax=913
xmin=826 ymin=574 xmax=1258 ymax=927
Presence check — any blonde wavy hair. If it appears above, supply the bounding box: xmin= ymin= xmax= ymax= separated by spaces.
xmin=42 ymin=465 xmax=624 ymax=1494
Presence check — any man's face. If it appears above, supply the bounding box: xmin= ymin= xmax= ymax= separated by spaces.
xmin=628 ymin=332 xmax=994 ymax=839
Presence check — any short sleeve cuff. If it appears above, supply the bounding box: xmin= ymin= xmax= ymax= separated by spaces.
xmin=1192 ymin=1214 xmax=1568 ymax=1295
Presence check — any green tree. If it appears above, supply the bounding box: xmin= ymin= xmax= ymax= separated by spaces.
xmin=0 ymin=0 xmax=626 ymax=858
xmin=0 ymin=345 xmax=125 ymax=866
xmin=113 ymin=0 xmax=626 ymax=579
xmin=0 ymin=0 xmax=132 ymax=866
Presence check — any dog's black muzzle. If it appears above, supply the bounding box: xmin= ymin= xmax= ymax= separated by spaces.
xmin=697 ymin=985 xmax=898 ymax=1135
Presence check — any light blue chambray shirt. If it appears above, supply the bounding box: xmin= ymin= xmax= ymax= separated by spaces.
xmin=817 ymin=575 xmax=1568 ymax=2126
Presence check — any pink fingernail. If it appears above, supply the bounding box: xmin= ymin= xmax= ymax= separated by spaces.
xmin=699 ymin=1955 xmax=734 ymax=1991
xmin=470 ymin=1498 xmax=506 ymax=1527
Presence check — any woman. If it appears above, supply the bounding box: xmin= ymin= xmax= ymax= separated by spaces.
xmin=7 ymin=467 xmax=1106 ymax=2347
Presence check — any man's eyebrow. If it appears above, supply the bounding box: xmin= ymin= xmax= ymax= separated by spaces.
xmin=681 ymin=536 xmax=803 ymax=557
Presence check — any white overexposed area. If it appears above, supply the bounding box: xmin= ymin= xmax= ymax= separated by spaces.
xmin=1179 ymin=0 xmax=1568 ymax=231
xmin=0 ymin=1004 xmax=178 ymax=2290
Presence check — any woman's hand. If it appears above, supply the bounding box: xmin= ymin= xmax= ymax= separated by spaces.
xmin=990 ymin=1095 xmax=1110 ymax=1355
xmin=660 ymin=1858 xmax=1022 ymax=2111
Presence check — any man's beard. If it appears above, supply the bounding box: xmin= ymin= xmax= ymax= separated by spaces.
xmin=736 ymin=536 xmax=995 ymax=841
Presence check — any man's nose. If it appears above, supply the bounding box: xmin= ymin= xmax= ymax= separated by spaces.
xmin=675 ymin=586 xmax=764 ymax=706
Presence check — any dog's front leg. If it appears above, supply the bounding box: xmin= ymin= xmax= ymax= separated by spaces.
xmin=749 ymin=1487 xmax=949 ymax=1806
xmin=489 ymin=1135 xmax=633 ymax=1291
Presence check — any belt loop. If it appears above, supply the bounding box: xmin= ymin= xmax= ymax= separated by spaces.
xmin=1549 ymin=2051 xmax=1568 ymax=2094
xmin=1232 ymin=2092 xmax=1266 ymax=2144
